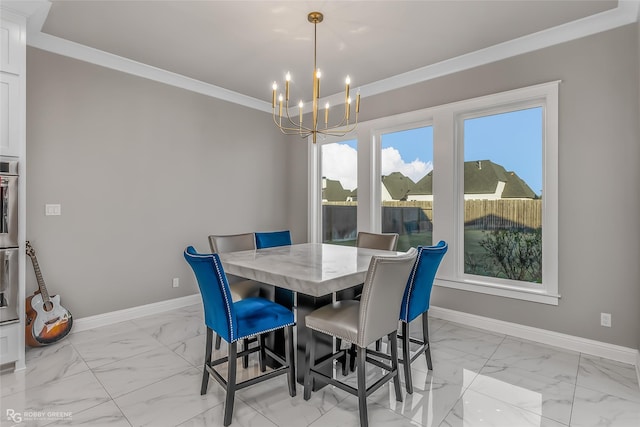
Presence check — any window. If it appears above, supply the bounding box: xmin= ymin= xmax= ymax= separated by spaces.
xmin=462 ymin=108 xmax=543 ymax=283
xmin=321 ymin=139 xmax=357 ymax=246
xmin=309 ymin=81 xmax=559 ymax=304
xmin=380 ymin=126 xmax=434 ymax=251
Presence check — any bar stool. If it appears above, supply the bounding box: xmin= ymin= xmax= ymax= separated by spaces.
xmin=303 ymin=248 xmax=418 ymax=427
xmin=255 ymin=230 xmax=292 ymax=249
xmin=208 ymin=233 xmax=262 ymax=367
xmin=356 ymin=231 xmax=399 ymax=251
xmin=184 ymin=246 xmax=296 ymax=426
xmin=399 ymin=241 xmax=448 ymax=393
xmin=255 ymin=230 xmax=293 ymax=309
xmin=339 ymin=231 xmax=400 ymax=368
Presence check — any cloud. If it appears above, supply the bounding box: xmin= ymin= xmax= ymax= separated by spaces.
xmin=382 ymin=147 xmax=433 ymax=183
xmin=322 ymin=143 xmax=358 ymax=190
xmin=322 ymin=143 xmax=433 ymax=191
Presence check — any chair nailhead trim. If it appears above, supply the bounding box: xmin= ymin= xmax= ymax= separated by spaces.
xmin=185 ymin=251 xmax=235 ymax=341
xmin=236 ymin=321 xmax=295 ymax=342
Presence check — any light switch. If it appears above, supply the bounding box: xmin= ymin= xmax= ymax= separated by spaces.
xmin=45 ymin=204 xmax=61 ymax=216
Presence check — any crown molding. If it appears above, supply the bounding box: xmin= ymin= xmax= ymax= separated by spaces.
xmin=322 ymin=0 xmax=640 ymax=106
xmin=15 ymin=0 xmax=640 ymax=114
xmin=27 ymin=31 xmax=272 ymax=112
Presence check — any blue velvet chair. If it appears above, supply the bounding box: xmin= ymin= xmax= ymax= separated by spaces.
xmin=184 ymin=246 xmax=296 ymax=426
xmin=209 ymin=233 xmax=262 ymax=368
xmin=255 ymin=230 xmax=292 ymax=249
xmin=254 ymin=230 xmax=293 ymax=307
xmin=399 ymin=240 xmax=448 ymax=394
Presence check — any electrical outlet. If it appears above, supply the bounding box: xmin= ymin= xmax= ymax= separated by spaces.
xmin=172 ymin=278 xmax=179 ymax=288
xmin=600 ymin=312 xmax=611 ymax=327
xmin=45 ymin=204 xmax=61 ymax=216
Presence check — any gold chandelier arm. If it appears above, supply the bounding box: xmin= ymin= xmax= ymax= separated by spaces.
xmin=272 ymin=107 xmax=313 ymax=135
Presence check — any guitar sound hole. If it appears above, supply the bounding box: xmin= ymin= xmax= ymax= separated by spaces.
xmin=43 ymin=301 xmax=54 ymax=312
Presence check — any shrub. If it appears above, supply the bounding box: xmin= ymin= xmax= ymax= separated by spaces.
xmin=478 ymin=228 xmax=542 ymax=282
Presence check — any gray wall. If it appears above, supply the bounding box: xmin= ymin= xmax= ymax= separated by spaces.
xmin=26 ymin=48 xmax=304 ymax=318
xmin=358 ymin=24 xmax=640 ymax=349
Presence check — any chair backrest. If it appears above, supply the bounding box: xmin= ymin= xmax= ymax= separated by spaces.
xmin=209 ymin=233 xmax=256 ymax=254
xmin=255 ymin=230 xmax=292 ymax=249
xmin=400 ymin=241 xmax=448 ymax=323
xmin=358 ymin=247 xmax=418 ymax=347
xmin=356 ymin=231 xmax=399 ymax=251
xmin=183 ymin=246 xmax=238 ymax=343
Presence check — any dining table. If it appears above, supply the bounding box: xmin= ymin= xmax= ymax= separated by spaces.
xmin=218 ymin=242 xmax=403 ymax=387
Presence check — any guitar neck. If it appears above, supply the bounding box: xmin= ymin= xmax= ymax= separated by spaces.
xmin=28 ymin=250 xmax=51 ymax=303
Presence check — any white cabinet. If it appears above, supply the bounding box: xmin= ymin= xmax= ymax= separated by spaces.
xmin=0 ymin=10 xmax=26 ymax=371
xmin=0 ymin=17 xmax=22 ymax=75
xmin=1 ymin=72 xmax=20 ymax=157
xmin=0 ymin=322 xmax=20 ymax=363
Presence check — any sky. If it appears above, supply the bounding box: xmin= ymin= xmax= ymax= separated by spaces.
xmin=321 ymin=106 xmax=543 ymax=195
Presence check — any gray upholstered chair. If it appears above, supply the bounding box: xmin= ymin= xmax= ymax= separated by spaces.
xmin=208 ymin=233 xmax=261 ymax=367
xmin=303 ymin=248 xmax=418 ymax=427
xmin=356 ymin=231 xmax=399 ymax=251
xmin=348 ymin=231 xmax=399 ymax=354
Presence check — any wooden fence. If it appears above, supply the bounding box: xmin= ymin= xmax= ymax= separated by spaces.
xmin=323 ymin=199 xmax=541 ymax=234
xmin=463 ymin=199 xmax=541 ymax=230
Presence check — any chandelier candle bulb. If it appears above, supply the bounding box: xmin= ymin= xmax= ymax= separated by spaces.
xmin=345 ymin=76 xmax=350 ymax=105
xmin=285 ymin=72 xmax=290 ymax=101
xmin=325 ymin=102 xmax=329 ymax=126
xmin=272 ymin=82 xmax=277 ymax=108
xmin=299 ymin=101 xmax=303 ymax=128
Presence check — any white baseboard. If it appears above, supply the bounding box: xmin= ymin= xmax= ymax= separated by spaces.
xmin=429 ymin=306 xmax=639 ymax=366
xmin=72 ymin=294 xmax=201 ymax=333
xmin=637 ymin=352 xmax=640 ymax=391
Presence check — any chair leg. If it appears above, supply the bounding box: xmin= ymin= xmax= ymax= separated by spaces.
xmin=201 ymin=327 xmax=213 ymax=395
xmin=422 ymin=313 xmax=433 ymax=371
xmin=349 ymin=343 xmax=357 ymax=372
xmin=336 ymin=338 xmax=348 ymax=376
xmin=215 ymin=333 xmax=222 ymax=350
xmin=259 ymin=334 xmax=267 ymax=372
xmin=223 ymin=341 xmax=237 ymax=427
xmin=390 ymin=330 xmax=402 ymax=401
xmin=242 ymin=338 xmax=250 ymax=369
xmin=285 ymin=325 xmax=296 ymax=397
xmin=401 ymin=321 xmax=413 ymax=394
xmin=356 ymin=346 xmax=369 ymax=427
xmin=303 ymin=330 xmax=315 ymax=401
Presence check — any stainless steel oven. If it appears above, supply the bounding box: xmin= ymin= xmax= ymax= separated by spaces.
xmin=0 ymin=157 xmax=19 ymax=324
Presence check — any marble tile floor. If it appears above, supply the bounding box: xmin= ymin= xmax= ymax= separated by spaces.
xmin=1 ymin=303 xmax=639 ymax=427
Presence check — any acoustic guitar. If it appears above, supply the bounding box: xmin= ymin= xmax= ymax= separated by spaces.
xmin=25 ymin=241 xmax=73 ymax=347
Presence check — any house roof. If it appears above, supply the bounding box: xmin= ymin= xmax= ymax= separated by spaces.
xmin=322 ymin=178 xmax=352 ymax=202
xmin=408 ymin=160 xmax=537 ymax=198
xmin=382 ymin=172 xmax=416 ymax=201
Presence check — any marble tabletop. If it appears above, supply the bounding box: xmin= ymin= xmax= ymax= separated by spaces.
xmin=218 ymin=243 xmax=402 ymax=297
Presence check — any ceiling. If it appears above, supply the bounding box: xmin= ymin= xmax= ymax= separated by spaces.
xmin=7 ymin=1 xmax=636 ymax=108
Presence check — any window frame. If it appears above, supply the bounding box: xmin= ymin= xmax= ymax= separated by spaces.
xmin=308 ymin=81 xmax=560 ymax=305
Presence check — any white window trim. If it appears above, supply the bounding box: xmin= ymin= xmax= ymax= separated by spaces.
xmin=449 ymin=83 xmax=559 ymax=305
xmin=309 ymin=81 xmax=560 ymax=305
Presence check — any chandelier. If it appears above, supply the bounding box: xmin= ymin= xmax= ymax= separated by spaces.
xmin=271 ymin=12 xmax=360 ymax=144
